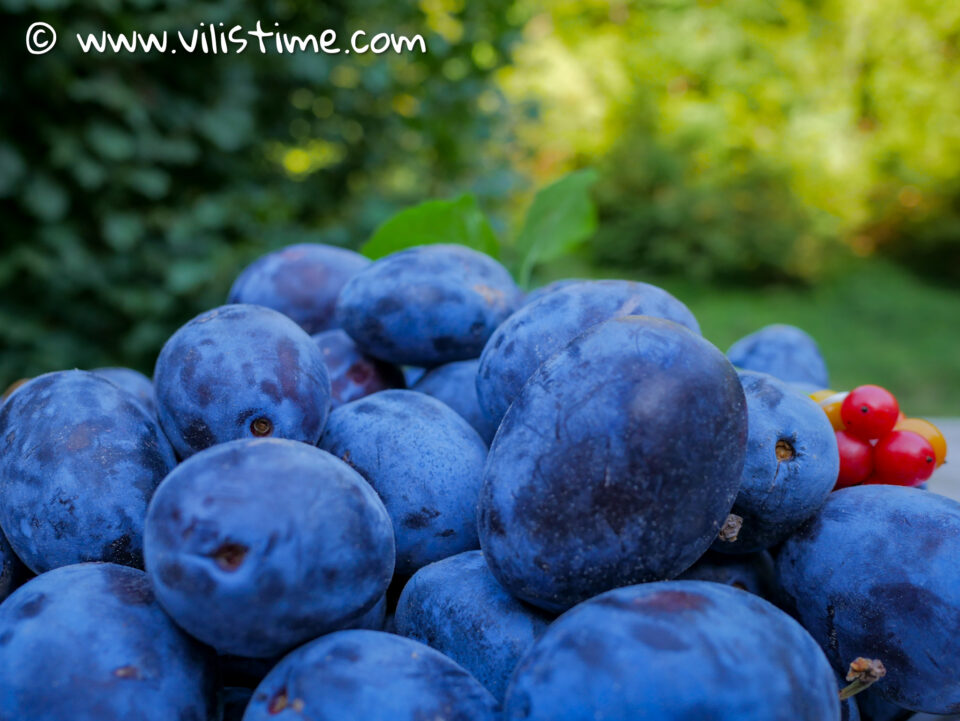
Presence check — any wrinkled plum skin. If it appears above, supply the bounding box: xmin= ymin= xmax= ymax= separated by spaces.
xmin=712 ymin=370 xmax=839 ymax=554
xmin=677 ymin=549 xmax=776 ymax=600
xmin=320 ymin=390 xmax=487 ymax=576
xmin=154 ymin=304 xmax=331 ymax=459
xmin=727 ymin=324 xmax=830 ymax=389
xmin=0 ymin=371 xmax=177 ymax=573
xmin=0 ymin=563 xmax=220 ymax=721
xmin=395 ymin=551 xmax=553 ymax=701
xmin=0 ymin=532 xmax=28 ymax=602
xmin=413 ymin=359 xmax=498 ymax=445
xmin=312 ymin=329 xmax=405 ymax=408
xmin=144 ymin=439 xmax=395 ymax=658
xmin=92 ymin=367 xmax=158 ymax=416
xmin=228 ymin=243 xmax=370 ymax=334
xmin=242 ymin=630 xmax=498 ymax=721
xmin=504 ymin=581 xmax=840 ymax=721
xmin=476 ymin=279 xmax=702 ymax=425
xmin=777 ymin=485 xmax=960 ymax=713
xmin=478 ymin=317 xmax=747 ymax=613
xmin=336 ymin=244 xmax=522 ymax=366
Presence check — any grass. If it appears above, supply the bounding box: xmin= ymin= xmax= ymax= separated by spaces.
xmin=534 ymin=258 xmax=960 ymax=417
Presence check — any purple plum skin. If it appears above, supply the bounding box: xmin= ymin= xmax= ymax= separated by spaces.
xmin=0 ymin=371 xmax=176 ymax=573
xmin=504 ymin=581 xmax=841 ymax=721
xmin=413 ymin=359 xmax=498 ymax=445
xmin=312 ymin=329 xmax=404 ymax=409
xmin=228 ymin=243 xmax=370 ymax=334
xmin=727 ymin=324 xmax=830 ymax=389
xmin=777 ymin=485 xmax=960 ymax=714
xmin=92 ymin=367 xmax=157 ymax=417
xmin=478 ymin=316 xmax=746 ymax=613
xmin=153 ymin=304 xmax=331 ymax=459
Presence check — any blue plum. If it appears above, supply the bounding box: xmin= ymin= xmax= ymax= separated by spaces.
xmin=478 ymin=316 xmax=746 ymax=612
xmin=312 ymin=329 xmax=404 ymax=408
xmin=504 ymin=581 xmax=841 ymax=721
xmin=336 ymin=244 xmax=522 ymax=366
xmin=0 ymin=563 xmax=219 ymax=720
xmin=712 ymin=370 xmax=839 ymax=553
xmin=154 ymin=304 xmax=331 ymax=458
xmin=856 ymin=688 xmax=911 ymax=721
xmin=476 ymin=279 xmax=701 ymax=425
xmin=0 ymin=371 xmax=176 ymax=573
xmin=413 ymin=359 xmax=498 ymax=444
xmin=521 ymin=278 xmax=585 ymax=306
xmin=320 ymin=390 xmax=488 ymax=576
xmin=402 ymin=366 xmax=426 ymax=386
xmin=144 ymin=438 xmax=394 ymax=658
xmin=777 ymin=485 xmax=960 ymax=713
xmin=727 ymin=324 xmax=830 ymax=388
xmin=242 ymin=630 xmax=498 ymax=721
xmin=0 ymin=532 xmax=28 ymax=603
xmin=395 ymin=550 xmax=553 ymax=701
xmin=677 ymin=549 xmax=776 ymax=600
xmin=92 ymin=366 xmax=157 ymax=416
xmin=228 ymin=243 xmax=370 ymax=334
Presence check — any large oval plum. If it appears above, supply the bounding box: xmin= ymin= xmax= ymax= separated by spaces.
xmin=476 ymin=279 xmax=700 ymax=425
xmin=154 ymin=304 xmax=331 ymax=458
xmin=0 ymin=563 xmax=219 ymax=721
xmin=777 ymin=485 xmax=960 ymax=714
xmin=336 ymin=244 xmax=522 ymax=366
xmin=504 ymin=580 xmax=840 ymax=721
xmin=228 ymin=243 xmax=370 ymax=334
xmin=478 ymin=316 xmax=746 ymax=612
xmin=242 ymin=630 xmax=498 ymax=721
xmin=144 ymin=438 xmax=394 ymax=658
xmin=0 ymin=371 xmax=176 ymax=573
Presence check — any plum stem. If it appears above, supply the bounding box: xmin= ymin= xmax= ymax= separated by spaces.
xmin=717 ymin=514 xmax=743 ymax=542
xmin=838 ymin=657 xmax=886 ymax=701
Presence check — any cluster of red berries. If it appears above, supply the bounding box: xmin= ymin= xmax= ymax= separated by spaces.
xmin=811 ymin=385 xmax=948 ymax=490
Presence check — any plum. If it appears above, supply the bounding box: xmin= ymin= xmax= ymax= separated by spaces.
xmin=312 ymin=329 xmax=405 ymax=408
xmin=228 ymin=243 xmax=370 ymax=334
xmin=727 ymin=324 xmax=829 ymax=389
xmin=677 ymin=549 xmax=776 ymax=600
xmin=395 ymin=550 xmax=553 ymax=701
xmin=504 ymin=580 xmax=841 ymax=721
xmin=521 ymin=278 xmax=585 ymax=306
xmin=412 ymin=359 xmax=498 ymax=444
xmin=154 ymin=304 xmax=331 ymax=458
xmin=777 ymin=485 xmax=960 ymax=713
xmin=92 ymin=366 xmax=157 ymax=416
xmin=320 ymin=390 xmax=487 ymax=576
xmin=476 ymin=279 xmax=701 ymax=425
xmin=856 ymin=687 xmax=911 ymax=721
xmin=144 ymin=438 xmax=394 ymax=658
xmin=242 ymin=630 xmax=498 ymax=721
xmin=0 ymin=371 xmax=176 ymax=573
xmin=478 ymin=316 xmax=746 ymax=612
xmin=0 ymin=532 xmax=28 ymax=603
xmin=0 ymin=563 xmax=219 ymax=720
xmin=712 ymin=370 xmax=839 ymax=553
xmin=336 ymin=244 xmax=522 ymax=366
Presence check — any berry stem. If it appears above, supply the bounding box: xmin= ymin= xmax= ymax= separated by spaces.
xmin=838 ymin=657 xmax=886 ymax=701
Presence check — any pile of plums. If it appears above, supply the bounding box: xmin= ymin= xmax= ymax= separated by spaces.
xmin=0 ymin=242 xmax=955 ymax=721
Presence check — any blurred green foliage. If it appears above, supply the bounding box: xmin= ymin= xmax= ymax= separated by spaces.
xmin=500 ymin=0 xmax=960 ymax=284
xmin=0 ymin=0 xmax=523 ymax=381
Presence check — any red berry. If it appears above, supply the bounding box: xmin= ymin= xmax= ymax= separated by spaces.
xmin=834 ymin=430 xmax=874 ymax=489
xmin=873 ymin=430 xmax=936 ymax=487
xmin=841 ymin=385 xmax=900 ymax=441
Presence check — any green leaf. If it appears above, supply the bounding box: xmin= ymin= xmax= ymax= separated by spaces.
xmin=361 ymin=194 xmax=500 ymax=259
xmin=512 ymin=169 xmax=599 ymax=287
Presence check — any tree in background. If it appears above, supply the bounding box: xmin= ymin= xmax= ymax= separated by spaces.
xmin=0 ymin=0 xmax=523 ymax=381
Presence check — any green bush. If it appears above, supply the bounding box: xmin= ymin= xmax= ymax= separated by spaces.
xmin=0 ymin=0 xmax=522 ymax=383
